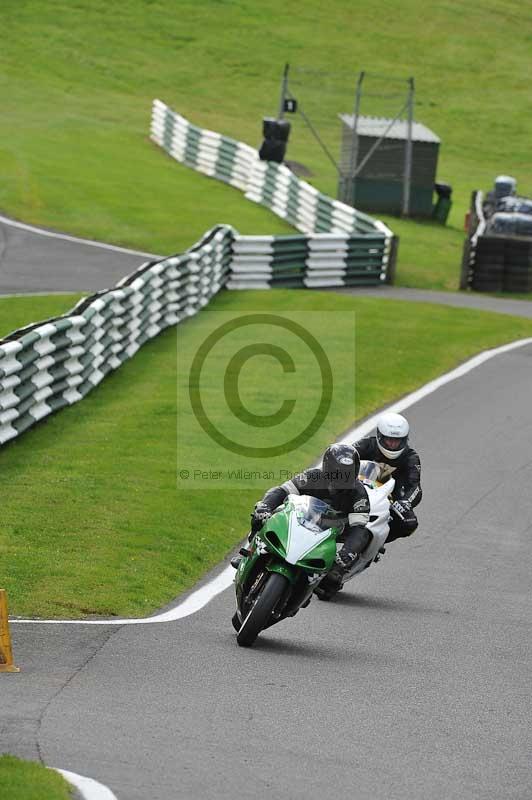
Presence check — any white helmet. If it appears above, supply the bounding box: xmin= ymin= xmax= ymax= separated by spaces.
xmin=376 ymin=412 xmax=409 ymax=460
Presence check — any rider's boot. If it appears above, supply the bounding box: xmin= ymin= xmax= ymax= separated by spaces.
xmin=314 ymin=572 xmax=343 ymax=601
xmin=335 ymin=548 xmax=358 ymax=573
xmin=314 ymin=550 xmax=356 ymax=601
xmin=230 ymin=545 xmax=251 ymax=570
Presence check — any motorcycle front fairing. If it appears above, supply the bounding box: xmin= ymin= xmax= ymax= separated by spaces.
xmin=265 ymin=496 xmax=339 ymax=573
xmin=234 ymin=495 xmax=341 ymax=622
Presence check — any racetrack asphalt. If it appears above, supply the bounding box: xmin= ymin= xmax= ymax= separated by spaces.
xmin=4 ymin=343 xmax=532 ymax=800
xmin=2 ymin=218 xmax=532 ymax=799
xmin=324 ymin=284 xmax=532 ymax=319
xmin=0 ymin=216 xmax=156 ymax=294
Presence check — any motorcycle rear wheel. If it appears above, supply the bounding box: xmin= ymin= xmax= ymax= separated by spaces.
xmin=237 ymin=572 xmax=289 ymax=647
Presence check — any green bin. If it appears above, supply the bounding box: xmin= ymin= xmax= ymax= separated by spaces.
xmin=432 ymin=182 xmax=452 ymax=225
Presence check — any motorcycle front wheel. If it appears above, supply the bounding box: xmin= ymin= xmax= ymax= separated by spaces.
xmin=237 ymin=572 xmax=289 ymax=647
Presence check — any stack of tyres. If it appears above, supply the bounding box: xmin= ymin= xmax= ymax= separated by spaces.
xmin=259 ymin=117 xmax=291 ymax=164
xmin=503 ymin=239 xmax=532 ymax=292
xmin=471 ymin=236 xmax=505 ymax=292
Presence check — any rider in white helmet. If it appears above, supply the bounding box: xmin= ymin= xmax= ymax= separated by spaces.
xmin=353 ymin=412 xmax=422 ymax=543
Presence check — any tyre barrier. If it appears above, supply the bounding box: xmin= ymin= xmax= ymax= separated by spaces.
xmin=0 ymin=226 xmax=232 ymax=447
xmin=461 ymin=190 xmax=532 ymax=292
xmin=0 ymin=221 xmax=387 ymax=447
xmin=228 ymin=232 xmax=388 ymax=289
xmin=149 ymin=100 xmax=394 ymax=241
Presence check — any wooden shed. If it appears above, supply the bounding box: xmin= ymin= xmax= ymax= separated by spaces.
xmin=339 ymin=114 xmax=441 ymax=216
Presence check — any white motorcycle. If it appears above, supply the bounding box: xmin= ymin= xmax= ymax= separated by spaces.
xmin=314 ymin=460 xmax=394 ymax=601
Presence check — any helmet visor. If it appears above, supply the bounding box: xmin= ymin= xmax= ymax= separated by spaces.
xmin=381 ymin=436 xmax=405 ymax=452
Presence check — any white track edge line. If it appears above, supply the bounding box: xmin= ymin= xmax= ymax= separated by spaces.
xmin=52 ymin=768 xmax=118 ymax=800
xmin=12 ymin=336 xmax=532 ymax=627
xmin=0 ymin=214 xmax=160 ymax=259
xmin=336 ymin=336 xmax=532 ymax=446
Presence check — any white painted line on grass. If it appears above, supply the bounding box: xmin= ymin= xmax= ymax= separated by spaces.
xmin=53 ymin=768 xmax=118 ymax=800
xmin=0 ymin=214 xmax=160 ymax=259
xmin=11 ymin=336 xmax=532 ymax=628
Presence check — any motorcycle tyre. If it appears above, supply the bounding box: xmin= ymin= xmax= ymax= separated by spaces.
xmin=237 ymin=572 xmax=289 ymax=647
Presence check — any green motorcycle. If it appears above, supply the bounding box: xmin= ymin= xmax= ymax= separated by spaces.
xmin=232 ymin=495 xmax=345 ymax=647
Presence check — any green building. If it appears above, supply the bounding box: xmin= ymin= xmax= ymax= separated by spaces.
xmin=338 ymin=114 xmax=441 ymax=217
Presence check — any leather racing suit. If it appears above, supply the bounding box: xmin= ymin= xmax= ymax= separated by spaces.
xmin=353 ymin=436 xmax=422 ymax=542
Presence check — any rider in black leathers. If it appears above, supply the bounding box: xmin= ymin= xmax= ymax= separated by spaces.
xmin=231 ymin=444 xmax=374 ymax=577
xmin=353 ymin=412 xmax=422 ymax=543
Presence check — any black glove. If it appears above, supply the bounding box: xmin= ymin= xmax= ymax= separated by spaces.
xmin=251 ymin=503 xmax=271 ymax=532
xmin=335 ymin=547 xmax=357 ymax=573
xmin=391 ymin=499 xmax=411 ymax=520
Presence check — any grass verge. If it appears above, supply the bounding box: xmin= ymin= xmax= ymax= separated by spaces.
xmin=0 ymin=756 xmax=72 ymax=800
xmin=1 ymin=289 xmax=532 ymax=618
xmin=0 ymin=294 xmax=83 ymax=340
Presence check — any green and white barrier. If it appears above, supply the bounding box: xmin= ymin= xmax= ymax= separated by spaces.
xmin=150 ymin=99 xmax=256 ymax=192
xmin=229 ymin=232 xmax=387 ymax=289
xmin=150 ymin=99 xmax=394 ymax=265
xmin=243 ymin=158 xmax=380 ymax=236
xmin=0 ymin=226 xmax=233 ymax=446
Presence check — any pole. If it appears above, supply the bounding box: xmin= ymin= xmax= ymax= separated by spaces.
xmin=402 ymin=77 xmax=415 ymax=216
xmin=278 ymin=63 xmax=289 ymax=120
xmin=345 ymin=71 xmax=364 ymax=205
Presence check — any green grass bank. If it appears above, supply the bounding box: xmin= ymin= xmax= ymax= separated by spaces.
xmin=0 ymin=756 xmax=72 ymax=800
xmin=0 ymin=294 xmax=83 ymax=340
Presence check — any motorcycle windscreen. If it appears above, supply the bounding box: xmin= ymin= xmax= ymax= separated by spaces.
xmin=358 ymin=460 xmax=383 ymax=486
xmin=292 ymin=495 xmax=334 ymax=532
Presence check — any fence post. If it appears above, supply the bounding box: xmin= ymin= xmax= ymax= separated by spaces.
xmin=345 ymin=71 xmax=365 ymax=206
xmin=402 ymin=77 xmax=415 ymax=217
xmin=277 ymin=63 xmax=289 ymax=120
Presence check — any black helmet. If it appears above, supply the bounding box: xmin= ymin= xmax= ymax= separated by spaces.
xmin=322 ymin=443 xmax=360 ymax=494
